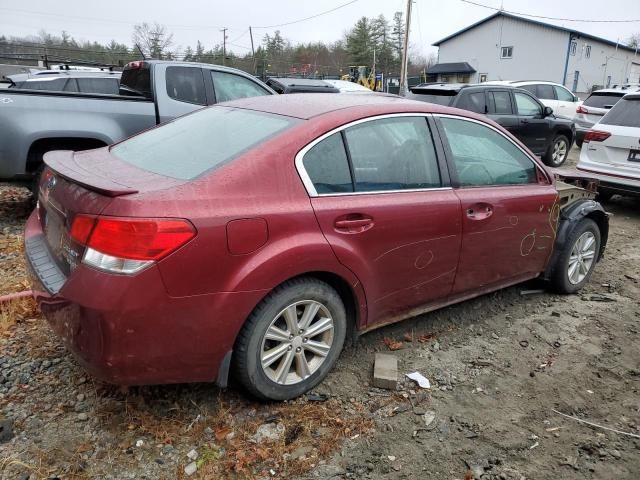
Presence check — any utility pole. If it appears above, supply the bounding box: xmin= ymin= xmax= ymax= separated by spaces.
xmin=372 ymin=46 xmax=376 ymax=91
xmin=221 ymin=28 xmax=228 ymax=66
xmin=399 ymin=0 xmax=412 ymax=96
xmin=249 ymin=26 xmax=257 ymax=75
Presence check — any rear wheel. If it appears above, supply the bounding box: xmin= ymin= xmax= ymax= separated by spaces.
xmin=234 ymin=278 xmax=346 ymax=401
xmin=550 ymin=218 xmax=600 ymax=294
xmin=543 ymin=134 xmax=570 ymax=167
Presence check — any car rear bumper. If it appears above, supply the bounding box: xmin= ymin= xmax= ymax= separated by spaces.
xmin=24 ymin=210 xmax=268 ymax=386
xmin=575 ymin=166 xmax=640 ymax=195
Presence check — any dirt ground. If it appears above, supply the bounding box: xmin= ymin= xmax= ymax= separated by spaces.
xmin=1 ymin=148 xmax=639 ymax=479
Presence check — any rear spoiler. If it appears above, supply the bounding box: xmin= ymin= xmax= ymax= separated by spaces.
xmin=44 ymin=150 xmax=139 ymax=197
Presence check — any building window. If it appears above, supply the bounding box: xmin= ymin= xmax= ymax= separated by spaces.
xmin=479 ymin=73 xmax=488 ymax=82
xmin=570 ymin=41 xmax=577 ymax=55
xmin=500 ymin=46 xmax=513 ymax=59
xmin=585 ymin=45 xmax=591 ymax=58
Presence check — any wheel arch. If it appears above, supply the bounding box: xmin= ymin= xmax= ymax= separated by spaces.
xmin=26 ymin=136 xmax=108 ymax=173
xmin=554 ymin=126 xmax=574 ymax=147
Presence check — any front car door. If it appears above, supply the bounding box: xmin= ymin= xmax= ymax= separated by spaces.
xmin=513 ymin=90 xmax=549 ymax=155
xmin=434 ymin=114 xmax=558 ymax=295
xmin=297 ymin=114 xmax=462 ymax=327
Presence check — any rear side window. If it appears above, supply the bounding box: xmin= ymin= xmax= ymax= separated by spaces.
xmin=583 ymin=92 xmax=624 ymax=109
xmin=519 ymin=84 xmax=537 ymax=96
xmin=20 ymin=78 xmax=67 ymax=91
xmin=120 ymin=65 xmax=152 ymax=98
xmin=166 ymin=66 xmax=206 ymax=105
xmin=488 ymin=91 xmax=513 ymax=114
xmin=600 ymin=97 xmax=640 ymax=127
xmin=212 ymin=71 xmax=270 ymax=102
xmin=457 ymin=92 xmax=486 ymax=113
xmin=111 ymin=107 xmax=298 ymax=180
xmin=344 ymin=117 xmax=441 ymax=192
xmin=536 ymin=84 xmax=555 ymax=100
xmin=77 ymin=78 xmax=119 ymax=95
xmin=440 ymin=117 xmax=537 ymax=186
xmin=303 ymin=133 xmax=353 ymax=193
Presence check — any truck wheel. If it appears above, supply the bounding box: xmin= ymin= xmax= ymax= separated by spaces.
xmin=543 ymin=134 xmax=570 ymax=167
xmin=550 ymin=218 xmax=600 ymax=294
xmin=234 ymin=278 xmax=346 ymax=401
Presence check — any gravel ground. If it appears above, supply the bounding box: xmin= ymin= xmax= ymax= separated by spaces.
xmin=1 ymin=147 xmax=639 ymax=479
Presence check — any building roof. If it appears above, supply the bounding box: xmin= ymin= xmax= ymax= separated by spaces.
xmin=426 ymin=62 xmax=476 ymax=75
xmin=432 ymin=11 xmax=639 ymax=54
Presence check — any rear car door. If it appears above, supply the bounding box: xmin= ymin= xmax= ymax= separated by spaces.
xmin=486 ymin=89 xmax=519 ymax=132
xmin=513 ymin=90 xmax=549 ymax=154
xmin=298 ymin=115 xmax=462 ymax=326
xmin=435 ymin=115 xmax=558 ymax=293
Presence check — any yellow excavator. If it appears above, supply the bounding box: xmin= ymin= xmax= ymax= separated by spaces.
xmin=341 ymin=66 xmax=381 ymax=91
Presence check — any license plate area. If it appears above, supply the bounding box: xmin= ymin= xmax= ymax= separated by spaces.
xmin=628 ymin=149 xmax=640 ymax=163
xmin=43 ymin=203 xmax=74 ymax=274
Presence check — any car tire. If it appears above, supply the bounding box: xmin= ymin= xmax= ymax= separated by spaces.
xmin=543 ymin=134 xmax=570 ymax=167
xmin=597 ymin=189 xmax=614 ymax=203
xmin=234 ymin=278 xmax=347 ymax=401
xmin=549 ymin=218 xmax=600 ymax=294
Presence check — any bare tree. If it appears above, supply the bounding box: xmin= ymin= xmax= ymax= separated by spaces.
xmin=626 ymin=33 xmax=640 ymax=50
xmin=132 ymin=22 xmax=174 ymax=59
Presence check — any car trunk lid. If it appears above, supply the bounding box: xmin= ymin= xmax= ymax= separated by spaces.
xmin=587 ymin=124 xmax=640 ymax=169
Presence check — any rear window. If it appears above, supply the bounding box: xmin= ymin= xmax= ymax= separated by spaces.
xmin=406 ymin=90 xmax=456 ymax=106
xmin=600 ymin=97 xmax=640 ymax=128
xmin=111 ymin=107 xmax=298 ymax=180
xmin=583 ymin=92 xmax=624 ymax=109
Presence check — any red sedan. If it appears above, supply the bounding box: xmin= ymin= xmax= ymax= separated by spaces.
xmin=25 ymin=94 xmax=608 ymax=400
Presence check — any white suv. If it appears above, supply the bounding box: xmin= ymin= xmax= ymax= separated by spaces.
xmin=577 ymin=92 xmax=640 ymax=199
xmin=484 ymin=80 xmax=580 ymax=119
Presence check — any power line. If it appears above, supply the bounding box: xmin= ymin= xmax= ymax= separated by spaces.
xmin=460 ymin=0 xmax=640 ymax=23
xmin=253 ymin=0 xmax=358 ymax=29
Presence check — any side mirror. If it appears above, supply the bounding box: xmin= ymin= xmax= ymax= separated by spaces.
xmin=543 ymin=106 xmax=554 ymax=117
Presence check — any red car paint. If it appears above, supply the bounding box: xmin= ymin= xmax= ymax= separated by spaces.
xmin=26 ymin=94 xmax=559 ymax=386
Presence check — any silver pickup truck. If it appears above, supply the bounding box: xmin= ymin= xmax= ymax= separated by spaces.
xmin=0 ymin=60 xmax=275 ymax=181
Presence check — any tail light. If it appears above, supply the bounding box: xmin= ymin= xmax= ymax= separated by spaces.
xmin=576 ymin=105 xmax=588 ymax=114
xmin=70 ymin=215 xmax=196 ymax=274
xmin=125 ymin=61 xmax=146 ymax=69
xmin=583 ymin=130 xmax=611 ymax=143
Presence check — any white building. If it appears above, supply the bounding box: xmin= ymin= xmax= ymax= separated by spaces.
xmin=429 ymin=11 xmax=640 ymax=95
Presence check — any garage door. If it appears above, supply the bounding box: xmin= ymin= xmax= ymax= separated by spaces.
xmin=630 ymin=62 xmax=640 ymax=84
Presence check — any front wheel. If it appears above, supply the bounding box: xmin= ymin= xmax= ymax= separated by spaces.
xmin=234 ymin=278 xmax=347 ymax=401
xmin=550 ymin=218 xmax=601 ymax=294
xmin=543 ymin=134 xmax=570 ymax=167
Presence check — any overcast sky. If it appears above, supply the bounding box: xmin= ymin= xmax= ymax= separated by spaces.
xmin=1 ymin=0 xmax=639 ymax=58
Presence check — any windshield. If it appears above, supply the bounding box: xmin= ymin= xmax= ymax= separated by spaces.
xmin=111 ymin=106 xmax=299 ymax=180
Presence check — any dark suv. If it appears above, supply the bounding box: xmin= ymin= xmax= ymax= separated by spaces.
xmin=408 ymin=83 xmax=575 ymax=166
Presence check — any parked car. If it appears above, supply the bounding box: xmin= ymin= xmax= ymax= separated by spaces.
xmin=407 ymin=83 xmax=575 ymax=166
xmin=574 ymin=88 xmax=638 ymax=147
xmin=323 ymin=79 xmax=373 ymax=93
xmin=8 ymin=71 xmax=122 ymax=95
xmin=0 ymin=60 xmax=275 ymax=183
xmin=484 ymin=80 xmax=580 ymax=120
xmin=25 ymin=94 xmax=608 ymax=401
xmin=577 ymin=92 xmax=640 ymax=199
xmin=265 ymin=77 xmax=339 ymax=94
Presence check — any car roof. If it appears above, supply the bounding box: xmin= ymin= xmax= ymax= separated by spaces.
xmin=220 ymin=92 xmax=485 ymax=120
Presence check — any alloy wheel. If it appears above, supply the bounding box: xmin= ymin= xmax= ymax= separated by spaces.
xmin=260 ymin=300 xmax=335 ymax=385
xmin=567 ymin=231 xmax=596 ymax=284
xmin=552 ymin=139 xmax=568 ymax=165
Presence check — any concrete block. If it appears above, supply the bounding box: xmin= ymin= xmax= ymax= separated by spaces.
xmin=373 ymin=353 xmax=398 ymax=390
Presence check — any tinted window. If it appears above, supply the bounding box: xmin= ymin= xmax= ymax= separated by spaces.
xmin=166 ymin=66 xmax=206 ymax=105
xmin=344 ymin=117 xmax=441 ymax=192
xmin=555 ymin=86 xmax=574 ymax=102
xmin=600 ymin=97 xmax=640 ymax=128
xmin=583 ymin=92 xmax=625 ymax=109
xmin=19 ymin=78 xmax=67 ymax=91
xmin=212 ymin=71 xmax=270 ymax=102
xmin=457 ymin=91 xmax=486 ymax=113
xmin=303 ymin=133 xmax=353 ymax=193
xmin=537 ymin=84 xmax=555 ymax=100
xmin=489 ymin=91 xmax=513 ymax=114
xmin=514 ymin=92 xmax=541 ymax=116
xmin=406 ymin=91 xmax=456 ymax=106
xmin=111 ymin=107 xmax=298 ymax=180
xmin=440 ymin=117 xmax=537 ymax=186
xmin=77 ymin=78 xmax=119 ymax=95
xmin=519 ymin=84 xmax=537 ymax=96
xmin=120 ymin=65 xmax=152 ymax=98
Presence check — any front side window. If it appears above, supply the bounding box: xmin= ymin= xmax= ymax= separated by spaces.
xmin=537 ymin=84 xmax=555 ymax=100
xmin=555 ymin=86 xmax=575 ymax=102
xmin=457 ymin=91 xmax=486 ymax=114
xmin=212 ymin=71 xmax=270 ymax=103
xmin=111 ymin=107 xmax=298 ymax=180
xmin=514 ymin=92 xmax=542 ymax=116
xmin=501 ymin=46 xmax=513 ymax=58
xmin=489 ymin=91 xmax=513 ymax=114
xmin=302 ymin=133 xmax=353 ymax=194
xmin=166 ymin=66 xmax=206 ymax=105
xmin=343 ymin=117 xmax=441 ymax=192
xmin=440 ymin=117 xmax=537 ymax=187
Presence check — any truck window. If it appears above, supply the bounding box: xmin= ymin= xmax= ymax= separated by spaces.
xmin=211 ymin=71 xmax=270 ymax=102
xmin=77 ymin=78 xmax=119 ymax=95
xmin=120 ymin=65 xmax=152 ymax=98
xmin=166 ymin=67 xmax=206 ymax=105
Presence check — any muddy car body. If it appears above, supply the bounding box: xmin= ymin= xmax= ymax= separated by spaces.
xmin=25 ymin=94 xmax=608 ymax=400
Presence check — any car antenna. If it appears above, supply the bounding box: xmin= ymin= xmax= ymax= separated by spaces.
xmin=135 ymin=43 xmax=146 ymax=60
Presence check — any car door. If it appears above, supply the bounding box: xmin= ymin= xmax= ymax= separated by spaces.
xmin=554 ymin=85 xmax=578 ymax=119
xmin=513 ymin=90 xmax=549 ymax=154
xmin=298 ymin=115 xmax=462 ymax=326
xmin=435 ymin=114 xmax=558 ymax=294
xmin=486 ymin=89 xmax=519 ymax=132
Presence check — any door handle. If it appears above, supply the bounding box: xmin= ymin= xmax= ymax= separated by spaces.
xmin=334 ymin=215 xmax=374 ymax=233
xmin=466 ymin=204 xmax=493 ymax=220
xmin=520 ymin=119 xmax=530 ymax=124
